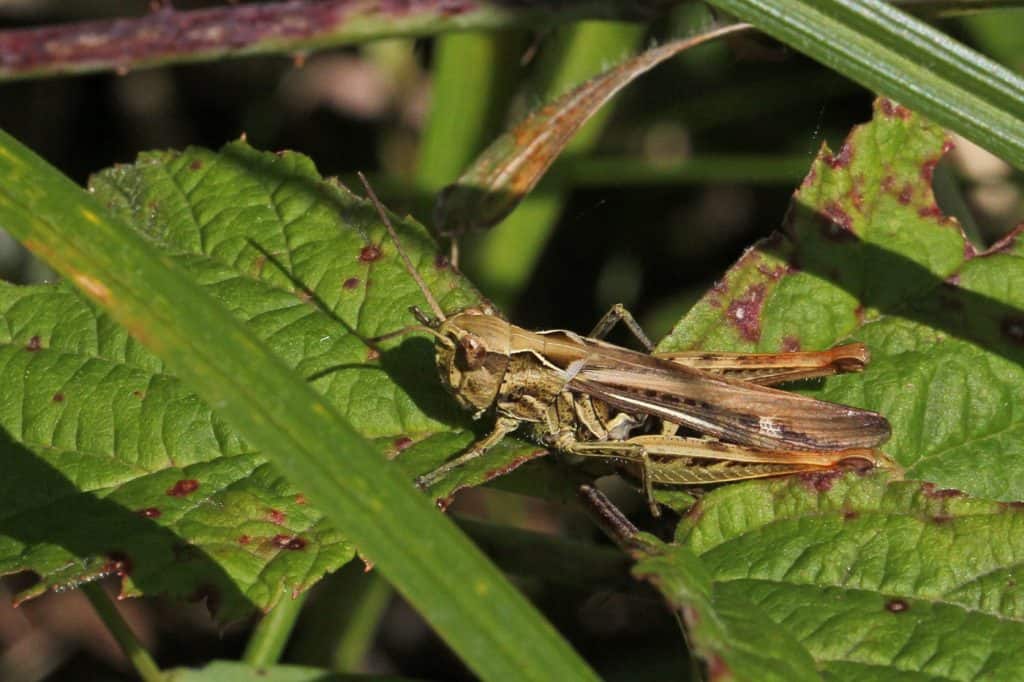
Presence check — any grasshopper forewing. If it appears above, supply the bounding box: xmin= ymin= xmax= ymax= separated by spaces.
xmin=358 ymin=174 xmax=892 ymax=515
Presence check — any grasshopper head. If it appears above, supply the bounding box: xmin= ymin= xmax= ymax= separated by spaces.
xmin=429 ymin=308 xmax=511 ymax=417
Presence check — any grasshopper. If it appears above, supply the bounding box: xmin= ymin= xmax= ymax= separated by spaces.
xmin=359 ymin=176 xmax=892 ymax=516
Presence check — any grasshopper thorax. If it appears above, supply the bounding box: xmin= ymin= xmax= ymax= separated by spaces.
xmin=430 ymin=308 xmax=512 ymax=418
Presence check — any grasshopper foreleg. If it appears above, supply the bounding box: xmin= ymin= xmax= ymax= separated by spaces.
xmin=416 ymin=416 xmax=520 ymax=490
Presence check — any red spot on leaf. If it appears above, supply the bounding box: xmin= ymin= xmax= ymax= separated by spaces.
xmin=781 ymin=335 xmax=801 ymax=352
xmin=104 ymin=551 xmax=133 ymax=577
xmin=898 ymin=184 xmax=913 ymax=205
xmin=189 ymin=159 xmax=203 ymax=171
xmin=921 ymin=482 xmax=965 ymax=499
xmin=366 ymin=348 xmax=380 ymax=361
xmin=800 ymin=469 xmax=844 ymax=493
xmin=843 ymin=508 xmax=859 ymax=520
xmin=25 ymin=336 xmax=42 ymax=352
xmin=359 ymin=245 xmax=381 ymax=262
xmin=272 ymin=534 xmax=306 ymax=550
xmin=918 ymin=204 xmax=943 ymax=219
xmin=138 ymin=507 xmax=161 ymax=518
xmin=931 ymin=514 xmax=954 ymax=524
xmin=295 ymin=494 xmax=307 ymax=505
xmin=824 ymin=143 xmax=853 ymax=169
xmin=343 ymin=276 xmax=360 ymax=289
xmin=167 ymin=479 xmax=199 ymax=497
xmin=849 ymin=178 xmax=864 ymax=212
xmin=435 ymin=253 xmax=450 ymax=269
xmin=238 ymin=535 xmax=251 ymax=545
xmin=921 ymin=157 xmax=940 ymax=184
xmin=822 ymin=202 xmax=855 ymax=237
xmin=52 ymin=393 xmax=64 ymax=403
xmin=393 ymin=436 xmax=414 ymax=452
xmin=886 ymin=598 xmax=909 ymax=613
xmin=266 ymin=509 xmax=286 ymax=525
xmin=726 ymin=284 xmax=766 ymax=343
xmin=878 ymin=99 xmax=910 ymax=119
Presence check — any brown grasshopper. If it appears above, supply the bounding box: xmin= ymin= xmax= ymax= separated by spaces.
xmin=359 ymin=176 xmax=892 ymax=516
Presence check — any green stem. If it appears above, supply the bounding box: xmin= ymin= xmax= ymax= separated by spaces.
xmin=243 ymin=591 xmax=310 ymax=668
xmin=415 ymin=31 xmax=523 ymax=194
xmin=0 ymin=1 xmax=661 ymax=82
xmin=467 ymin=20 xmax=647 ymax=305
xmin=331 ymin=573 xmax=393 ymax=672
xmin=81 ymin=582 xmax=163 ymax=682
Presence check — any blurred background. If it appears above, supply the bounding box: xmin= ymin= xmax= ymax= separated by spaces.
xmin=1 ymin=1 xmax=1022 ymax=680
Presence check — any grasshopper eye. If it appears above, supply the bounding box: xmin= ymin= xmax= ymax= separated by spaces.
xmin=457 ymin=335 xmax=487 ymax=370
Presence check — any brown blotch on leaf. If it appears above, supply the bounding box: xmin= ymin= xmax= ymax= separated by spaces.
xmin=272 ymin=534 xmax=306 ymax=550
xmin=824 ymin=143 xmax=853 ymax=169
xmin=167 ymin=479 xmax=200 ymax=497
xmin=821 ymin=202 xmax=855 ymax=237
xmin=726 ymin=283 xmax=767 ymax=343
xmin=393 ymin=436 xmax=414 ymax=452
xmin=921 ymin=482 xmax=965 ymax=499
xmin=295 ymin=288 xmax=313 ymax=303
xmin=266 ymin=509 xmax=286 ymax=525
xmin=295 ymin=494 xmax=307 ymax=505
xmin=25 ymin=336 xmax=42 ymax=352
xmin=886 ymin=598 xmax=909 ymax=613
xmin=366 ymin=348 xmax=380 ymax=361
xmin=800 ymin=469 xmax=845 ymax=493
xmin=842 ymin=508 xmax=859 ymax=521
xmin=343 ymin=277 xmax=360 ymax=290
xmin=781 ymin=335 xmax=801 ymax=352
xmin=931 ymin=514 xmax=954 ymax=524
xmin=52 ymin=392 xmax=65 ymax=403
xmin=879 ymin=100 xmax=911 ymax=119
xmin=238 ymin=535 xmax=252 ymax=545
xmin=189 ymin=159 xmax=203 ymax=171
xmin=138 ymin=507 xmax=161 ymax=518
xmin=132 ymin=390 xmax=145 ymax=399
xmin=434 ymin=253 xmax=450 ymax=270
xmin=359 ymin=245 xmax=381 ymax=262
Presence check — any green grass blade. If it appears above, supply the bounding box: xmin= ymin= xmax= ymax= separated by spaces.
xmin=706 ymin=0 xmax=1024 ymax=169
xmin=0 ymin=128 xmax=599 ymax=682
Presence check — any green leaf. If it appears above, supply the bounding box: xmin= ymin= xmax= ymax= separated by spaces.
xmin=634 ymin=540 xmax=819 ymax=682
xmin=676 ymin=475 xmax=1024 ymax=680
xmin=644 ymin=99 xmax=1024 ymax=679
xmin=436 ymin=23 xmax=750 ymax=235
xmin=0 ymin=134 xmax=599 ymax=681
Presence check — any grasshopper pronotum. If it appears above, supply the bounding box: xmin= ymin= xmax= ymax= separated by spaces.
xmin=359 ymin=176 xmax=892 ymax=516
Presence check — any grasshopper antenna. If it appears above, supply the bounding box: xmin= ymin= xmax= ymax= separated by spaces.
xmin=358 ymin=172 xmax=447 ymax=322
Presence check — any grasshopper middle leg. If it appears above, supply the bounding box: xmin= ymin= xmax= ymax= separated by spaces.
xmin=416 ymin=416 xmax=520 ymax=489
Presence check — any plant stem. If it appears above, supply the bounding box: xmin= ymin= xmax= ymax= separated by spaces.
xmin=331 ymin=573 xmax=393 ymax=672
xmin=81 ymin=582 xmax=163 ymax=682
xmin=243 ymin=591 xmax=310 ymax=668
xmin=0 ymin=1 xmax=665 ymax=82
